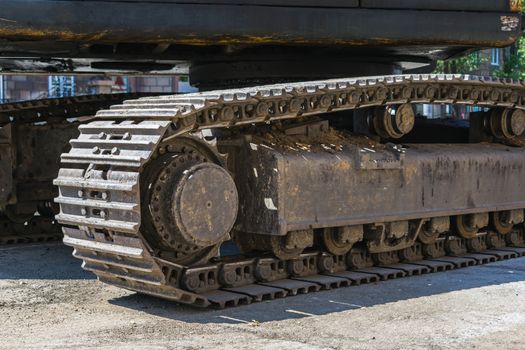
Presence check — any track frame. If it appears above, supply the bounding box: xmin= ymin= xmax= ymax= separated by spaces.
xmin=55 ymin=74 xmax=525 ymax=308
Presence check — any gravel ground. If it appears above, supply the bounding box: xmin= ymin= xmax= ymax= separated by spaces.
xmin=0 ymin=242 xmax=524 ymax=350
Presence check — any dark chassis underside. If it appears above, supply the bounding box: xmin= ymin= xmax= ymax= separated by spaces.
xmin=0 ymin=1 xmax=522 ymax=87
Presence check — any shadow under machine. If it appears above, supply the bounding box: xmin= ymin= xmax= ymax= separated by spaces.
xmin=0 ymin=0 xmax=525 ymax=307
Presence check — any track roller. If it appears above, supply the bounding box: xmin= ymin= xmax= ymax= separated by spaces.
xmin=489 ymin=108 xmax=525 ymax=140
xmin=418 ymin=217 xmax=449 ymax=244
xmin=371 ymin=103 xmax=415 ymax=139
xmin=491 ymin=210 xmax=524 ymax=235
xmin=321 ymin=225 xmax=363 ymax=256
xmin=266 ymin=230 xmax=314 ymax=260
xmin=452 ymin=213 xmax=488 ymax=239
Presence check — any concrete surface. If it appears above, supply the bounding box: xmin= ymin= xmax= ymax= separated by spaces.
xmin=0 ymin=242 xmax=524 ymax=350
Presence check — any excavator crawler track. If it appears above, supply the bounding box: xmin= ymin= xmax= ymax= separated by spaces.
xmin=55 ymin=74 xmax=525 ymax=308
xmin=0 ymin=93 xmax=155 ymax=246
xmin=0 ymin=217 xmax=61 ymax=245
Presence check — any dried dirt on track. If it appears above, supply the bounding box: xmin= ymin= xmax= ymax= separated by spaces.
xmin=1 ymin=242 xmax=525 ymax=350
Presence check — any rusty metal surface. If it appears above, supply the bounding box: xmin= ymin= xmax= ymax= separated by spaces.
xmin=60 ymin=219 xmax=525 ymax=309
xmin=54 ymin=75 xmax=525 ymax=308
xmin=0 ymin=1 xmax=520 ymax=79
xmin=235 ymin=141 xmax=525 ymax=236
xmin=0 ymin=1 xmax=518 ymax=47
xmin=361 ymin=0 xmax=518 ymax=12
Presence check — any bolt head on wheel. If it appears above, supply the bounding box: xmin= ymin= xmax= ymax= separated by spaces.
xmin=173 ymin=163 xmax=238 ymax=248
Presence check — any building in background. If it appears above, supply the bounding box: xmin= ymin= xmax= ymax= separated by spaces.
xmin=417 ymin=48 xmax=507 ymax=120
xmin=472 ymin=47 xmax=506 ymax=76
xmin=0 ymin=75 xmax=197 ymax=103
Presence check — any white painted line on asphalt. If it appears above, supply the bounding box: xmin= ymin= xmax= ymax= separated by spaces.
xmin=328 ymin=300 xmax=363 ymax=308
xmin=286 ymin=309 xmax=315 ymax=316
xmin=218 ymin=316 xmax=250 ymax=324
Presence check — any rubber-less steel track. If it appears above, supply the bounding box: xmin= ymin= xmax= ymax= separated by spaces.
xmin=0 ymin=93 xmax=157 ymax=246
xmin=0 ymin=92 xmax=155 ymax=125
xmin=55 ymin=74 xmax=525 ymax=308
xmin=0 ymin=217 xmax=61 ymax=245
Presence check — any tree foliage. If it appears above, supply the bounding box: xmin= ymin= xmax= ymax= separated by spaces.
xmin=493 ymin=37 xmax=525 ymax=79
xmin=435 ymin=4 xmax=525 ymax=77
xmin=434 ymin=53 xmax=483 ymax=74
xmin=494 ymin=2 xmax=525 ymax=78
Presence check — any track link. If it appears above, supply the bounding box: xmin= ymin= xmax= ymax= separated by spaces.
xmin=55 ymin=74 xmax=525 ymax=308
xmin=0 ymin=92 xmax=156 ymax=125
xmin=0 ymin=93 xmax=162 ymax=246
xmin=0 ymin=217 xmax=61 ymax=245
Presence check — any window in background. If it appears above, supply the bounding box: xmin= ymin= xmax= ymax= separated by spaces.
xmin=491 ymin=48 xmax=500 ymax=66
xmin=48 ymin=76 xmax=75 ymax=98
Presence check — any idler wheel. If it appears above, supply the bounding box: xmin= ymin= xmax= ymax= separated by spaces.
xmin=145 ymin=145 xmax=238 ymax=265
xmin=489 ymin=108 xmax=525 ymax=140
xmin=491 ymin=211 xmax=514 ymax=235
xmin=172 ymin=162 xmax=238 ymax=247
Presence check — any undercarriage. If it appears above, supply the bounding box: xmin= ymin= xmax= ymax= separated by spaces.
xmin=0 ymin=0 xmax=523 ymax=308
xmin=0 ymin=93 xmax=152 ymax=244
xmin=52 ymin=74 xmax=525 ymax=307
